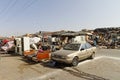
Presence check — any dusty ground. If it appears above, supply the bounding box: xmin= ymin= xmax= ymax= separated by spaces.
xmin=42 ymin=57 xmax=120 ymax=80
xmin=0 ymin=55 xmax=59 ymax=80
xmin=0 ymin=49 xmax=120 ymax=80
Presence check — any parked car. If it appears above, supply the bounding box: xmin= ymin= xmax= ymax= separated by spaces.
xmin=51 ymin=42 xmax=96 ymax=66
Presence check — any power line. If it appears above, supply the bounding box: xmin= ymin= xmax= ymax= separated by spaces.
xmin=23 ymin=0 xmax=39 ymax=10
xmin=0 ymin=0 xmax=18 ymax=20
xmin=2 ymin=0 xmax=39 ymax=23
xmin=0 ymin=0 xmax=11 ymax=15
xmin=8 ymin=0 xmax=18 ymax=10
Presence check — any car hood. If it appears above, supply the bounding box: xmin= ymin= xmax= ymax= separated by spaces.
xmin=52 ymin=49 xmax=76 ymax=56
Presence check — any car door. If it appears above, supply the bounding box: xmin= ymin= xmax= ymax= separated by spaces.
xmin=78 ymin=43 xmax=87 ymax=60
xmin=85 ymin=43 xmax=93 ymax=56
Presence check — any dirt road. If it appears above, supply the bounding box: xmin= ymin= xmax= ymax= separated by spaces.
xmin=0 ymin=49 xmax=120 ymax=80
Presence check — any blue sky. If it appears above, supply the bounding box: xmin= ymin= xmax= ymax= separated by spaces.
xmin=0 ymin=0 xmax=120 ymax=36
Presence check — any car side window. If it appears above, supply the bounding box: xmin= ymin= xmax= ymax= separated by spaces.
xmin=85 ymin=43 xmax=92 ymax=49
xmin=81 ymin=44 xmax=87 ymax=50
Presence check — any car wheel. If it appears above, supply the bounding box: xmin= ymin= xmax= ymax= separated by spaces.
xmin=71 ymin=57 xmax=79 ymax=66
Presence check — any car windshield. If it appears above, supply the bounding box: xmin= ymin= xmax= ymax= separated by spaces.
xmin=63 ymin=43 xmax=80 ymax=51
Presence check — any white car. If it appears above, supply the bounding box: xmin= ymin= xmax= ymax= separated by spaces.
xmin=51 ymin=42 xmax=96 ymax=66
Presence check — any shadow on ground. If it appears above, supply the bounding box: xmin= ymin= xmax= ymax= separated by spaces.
xmin=39 ymin=59 xmax=89 ymax=69
xmin=63 ymin=67 xmax=109 ymax=80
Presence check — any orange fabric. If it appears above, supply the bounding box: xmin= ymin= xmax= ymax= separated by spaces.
xmin=36 ymin=50 xmax=50 ymax=61
xmin=24 ymin=50 xmax=35 ymax=56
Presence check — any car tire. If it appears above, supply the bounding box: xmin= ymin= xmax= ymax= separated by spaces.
xmin=71 ymin=57 xmax=79 ymax=66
